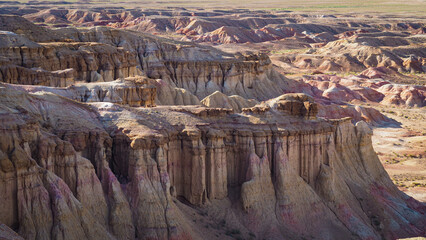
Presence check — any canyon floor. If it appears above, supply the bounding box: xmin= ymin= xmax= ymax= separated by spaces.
xmin=0 ymin=1 xmax=425 ymax=240
xmin=372 ymin=106 xmax=426 ymax=202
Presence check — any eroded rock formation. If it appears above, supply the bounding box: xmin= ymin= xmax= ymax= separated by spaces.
xmin=201 ymin=91 xmax=258 ymax=112
xmin=0 ymin=17 xmax=288 ymax=102
xmin=7 ymin=76 xmax=157 ymax=107
xmin=0 ymin=9 xmax=425 ymax=240
xmin=0 ymin=85 xmax=424 ymax=240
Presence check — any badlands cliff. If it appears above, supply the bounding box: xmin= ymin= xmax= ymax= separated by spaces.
xmin=0 ymin=7 xmax=425 ymax=240
xmin=0 ymin=15 xmax=407 ymax=125
xmin=0 ymin=85 xmax=424 ymax=240
xmin=5 ymin=5 xmax=425 ymax=74
xmin=0 ymin=16 xmax=286 ymax=101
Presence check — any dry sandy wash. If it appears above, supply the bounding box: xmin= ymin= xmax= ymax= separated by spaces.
xmin=0 ymin=1 xmax=425 ymax=240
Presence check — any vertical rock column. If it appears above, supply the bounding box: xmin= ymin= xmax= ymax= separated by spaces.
xmin=225 ymin=129 xmax=253 ymax=187
xmin=180 ymin=128 xmax=207 ymax=205
xmin=126 ymin=137 xmax=170 ymax=239
xmin=241 ymin=139 xmax=275 ymax=213
xmin=205 ymin=129 xmax=227 ymax=200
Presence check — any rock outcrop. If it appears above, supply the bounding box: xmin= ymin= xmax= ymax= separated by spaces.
xmin=155 ymin=78 xmax=201 ymax=106
xmin=7 ymin=76 xmax=157 ymax=107
xmin=378 ymin=84 xmax=426 ymax=107
xmin=0 ymin=14 xmax=61 ymax=42
xmin=0 ymin=224 xmax=24 ymax=240
xmin=294 ymin=71 xmax=425 ymax=108
xmin=0 ymin=10 xmax=425 ymax=240
xmin=273 ymin=93 xmax=318 ymax=119
xmin=278 ymin=35 xmax=426 ymax=73
xmin=0 ymin=40 xmax=140 ymax=86
xmin=201 ymin=90 xmax=258 ymax=112
xmin=0 ymin=86 xmax=424 ymax=240
xmin=0 ymin=18 xmax=289 ymax=102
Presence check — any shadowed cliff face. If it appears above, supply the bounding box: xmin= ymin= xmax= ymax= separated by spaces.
xmin=0 ymin=11 xmax=425 ymax=240
xmin=0 ymin=85 xmax=424 ymax=240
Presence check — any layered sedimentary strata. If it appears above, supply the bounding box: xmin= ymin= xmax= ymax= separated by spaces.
xmin=294 ymin=70 xmax=425 ymax=107
xmin=154 ymin=78 xmax=202 ymax=106
xmin=1 ymin=6 xmax=425 ymax=77
xmin=0 ymin=85 xmax=424 ymax=240
xmin=59 ymin=26 xmax=288 ymax=100
xmin=7 ymin=76 xmax=157 ymax=107
xmin=0 ymin=9 xmax=425 ymax=240
xmin=276 ymin=34 xmax=426 ymax=74
xmin=0 ymin=17 xmax=288 ymax=101
xmin=201 ymin=90 xmax=258 ymax=112
xmin=2 ymin=16 xmax=420 ymax=121
xmin=0 ymin=14 xmax=61 ymax=42
xmin=0 ymin=40 xmax=140 ymax=86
